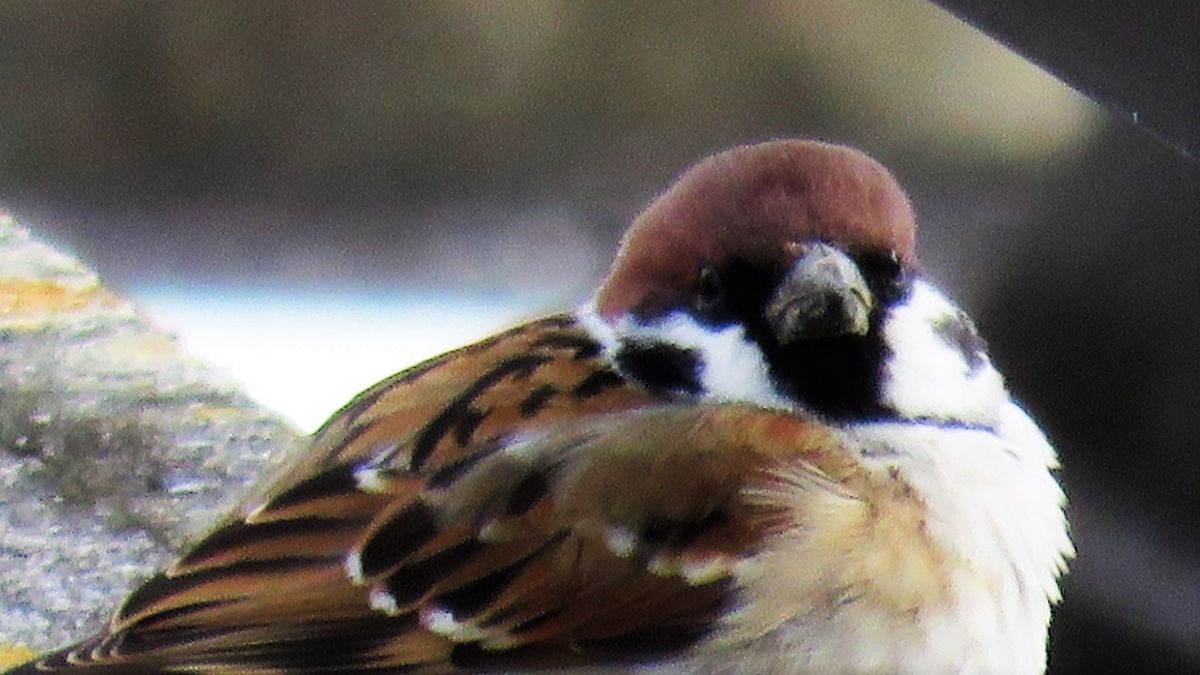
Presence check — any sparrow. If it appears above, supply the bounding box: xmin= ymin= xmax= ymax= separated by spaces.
xmin=13 ymin=139 xmax=1072 ymax=674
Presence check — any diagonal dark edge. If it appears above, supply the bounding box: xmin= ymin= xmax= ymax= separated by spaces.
xmin=931 ymin=0 xmax=1199 ymax=161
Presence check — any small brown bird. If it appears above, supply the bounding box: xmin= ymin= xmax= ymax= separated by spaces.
xmin=14 ymin=140 xmax=1071 ymax=674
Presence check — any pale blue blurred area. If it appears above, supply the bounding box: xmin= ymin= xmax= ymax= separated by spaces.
xmin=136 ymin=286 xmax=544 ymax=432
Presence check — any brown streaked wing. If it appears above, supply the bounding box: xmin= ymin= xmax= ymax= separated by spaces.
xmin=239 ymin=314 xmax=658 ymax=514
xmin=24 ymin=405 xmax=862 ymax=673
xmin=344 ymin=404 xmax=858 ymax=667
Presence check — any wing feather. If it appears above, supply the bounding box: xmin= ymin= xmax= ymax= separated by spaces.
xmin=22 ymin=317 xmax=874 ymax=673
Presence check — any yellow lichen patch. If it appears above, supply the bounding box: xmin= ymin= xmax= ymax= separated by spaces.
xmin=0 ymin=643 xmax=36 ymax=668
xmin=192 ymin=404 xmax=251 ymax=423
xmin=0 ymin=278 xmax=125 ymax=318
xmin=101 ymin=331 xmax=184 ymax=362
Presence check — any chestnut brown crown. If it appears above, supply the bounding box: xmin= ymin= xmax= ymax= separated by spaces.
xmin=595 ymin=140 xmax=917 ymax=319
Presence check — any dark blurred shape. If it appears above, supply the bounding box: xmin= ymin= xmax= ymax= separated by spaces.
xmin=985 ymin=120 xmax=1200 ymax=674
xmin=933 ymin=0 xmax=1200 ymax=159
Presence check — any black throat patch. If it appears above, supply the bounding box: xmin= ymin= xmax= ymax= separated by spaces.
xmin=700 ymin=255 xmax=911 ymax=421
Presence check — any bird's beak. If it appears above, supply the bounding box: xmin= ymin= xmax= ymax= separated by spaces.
xmin=766 ymin=243 xmax=874 ymax=343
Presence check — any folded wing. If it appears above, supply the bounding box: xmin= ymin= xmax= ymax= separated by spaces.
xmin=27 ymin=405 xmax=866 ymax=674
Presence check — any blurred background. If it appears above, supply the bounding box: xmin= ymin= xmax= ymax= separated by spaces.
xmin=0 ymin=1 xmax=1195 ymax=671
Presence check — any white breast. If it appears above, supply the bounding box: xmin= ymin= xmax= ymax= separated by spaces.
xmin=833 ymin=410 xmax=1072 ymax=674
xmin=784 ymin=280 xmax=1073 ymax=673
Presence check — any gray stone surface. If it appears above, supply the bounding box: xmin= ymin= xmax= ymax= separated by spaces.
xmin=0 ymin=214 xmax=302 ymax=650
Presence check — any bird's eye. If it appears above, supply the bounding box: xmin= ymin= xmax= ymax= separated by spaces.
xmin=694 ymin=264 xmax=723 ymax=315
xmin=855 ymin=252 xmax=907 ymax=302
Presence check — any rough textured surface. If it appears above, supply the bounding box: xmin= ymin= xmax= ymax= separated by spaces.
xmin=0 ymin=214 xmax=302 ymax=650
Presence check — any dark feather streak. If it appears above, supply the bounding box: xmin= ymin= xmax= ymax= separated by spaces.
xmin=176 ymin=516 xmax=358 ymax=570
xmin=116 ymin=557 xmax=339 ymax=625
xmin=358 ymin=503 xmax=440 ymax=579
xmin=572 ymin=369 xmax=625 ymax=398
xmin=427 ymin=439 xmax=507 ymax=488
xmin=530 ymin=334 xmax=602 ymax=360
xmin=454 ymin=406 xmax=488 ymax=445
xmin=384 ymin=539 xmax=486 ymax=606
xmin=433 ymin=531 xmax=568 ymax=620
xmin=411 ymin=355 xmax=551 ymax=470
xmin=258 ymin=465 xmax=361 ymax=515
xmin=518 ymin=384 xmax=558 ymax=417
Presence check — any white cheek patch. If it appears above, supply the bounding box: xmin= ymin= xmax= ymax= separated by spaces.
xmin=881 ymin=281 xmax=1008 ymax=426
xmin=575 ymin=302 xmax=790 ymax=409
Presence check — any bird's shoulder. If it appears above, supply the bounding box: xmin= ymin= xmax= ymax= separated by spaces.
xmin=244 ymin=313 xmax=659 ymax=510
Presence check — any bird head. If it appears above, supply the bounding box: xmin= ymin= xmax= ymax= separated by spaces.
xmin=590 ymin=139 xmax=999 ymax=425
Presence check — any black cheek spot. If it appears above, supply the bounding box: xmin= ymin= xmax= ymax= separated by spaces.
xmin=615 ymin=340 xmax=704 ymax=396
xmin=934 ymin=311 xmax=987 ymax=373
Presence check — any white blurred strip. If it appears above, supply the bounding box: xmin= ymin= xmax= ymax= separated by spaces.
xmin=135 ymin=286 xmax=540 ymax=432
